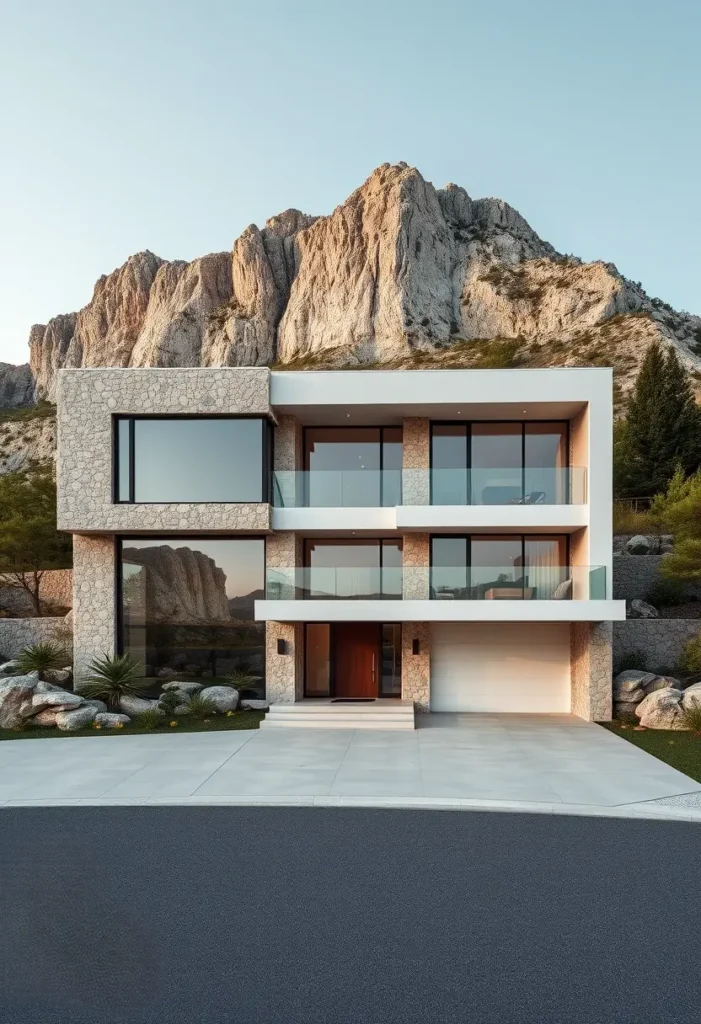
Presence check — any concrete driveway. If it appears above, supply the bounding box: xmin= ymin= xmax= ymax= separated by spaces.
xmin=1 ymin=713 xmax=700 ymax=816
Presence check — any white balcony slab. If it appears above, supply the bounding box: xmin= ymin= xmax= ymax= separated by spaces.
xmin=396 ymin=504 xmax=587 ymax=533
xmin=255 ymin=599 xmax=626 ymax=623
xmin=272 ymin=506 xmax=397 ymax=533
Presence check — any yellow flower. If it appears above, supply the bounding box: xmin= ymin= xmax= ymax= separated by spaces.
xmin=169 ymin=720 xmax=178 ymax=727
xmin=93 ymin=723 xmax=102 ymax=730
xmin=115 ymin=722 xmax=124 ymax=729
xmin=226 ymin=710 xmax=233 ymax=717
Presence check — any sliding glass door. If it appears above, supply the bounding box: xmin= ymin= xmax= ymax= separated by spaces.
xmin=430 ymin=535 xmax=569 ymax=600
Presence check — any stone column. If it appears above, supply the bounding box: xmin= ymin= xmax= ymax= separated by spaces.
xmin=265 ymin=530 xmax=303 ymax=703
xmin=402 ymin=418 xmax=430 ymax=505
xmin=401 ymin=622 xmax=430 ymax=712
xmin=570 ymin=621 xmax=612 ymax=721
xmin=403 ymin=533 xmax=430 ymax=600
xmin=73 ymin=534 xmax=115 ymax=684
xmin=273 ymin=415 xmax=302 ymax=507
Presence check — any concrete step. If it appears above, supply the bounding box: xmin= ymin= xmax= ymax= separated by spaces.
xmin=259 ymin=717 xmax=415 ymax=731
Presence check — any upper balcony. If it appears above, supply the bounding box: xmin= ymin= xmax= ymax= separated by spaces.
xmin=270 ymin=468 xmax=588 ymax=533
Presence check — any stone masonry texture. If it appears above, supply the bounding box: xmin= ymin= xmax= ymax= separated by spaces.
xmin=402 ymin=417 xmax=429 ymax=505
xmin=265 ymin=621 xmax=303 ymax=703
xmin=402 ymin=621 xmax=430 ymax=712
xmin=73 ymin=534 xmax=115 ymax=682
xmin=613 ymin=619 xmax=701 ymax=672
xmin=570 ymin=621 xmax=612 ymax=721
xmin=0 ymin=617 xmax=68 ymax=661
xmin=57 ymin=367 xmax=271 ymax=533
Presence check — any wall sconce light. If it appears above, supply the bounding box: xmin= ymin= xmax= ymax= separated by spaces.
xmin=412 ymin=638 xmax=420 ymax=656
xmin=277 ymin=638 xmax=288 ymax=655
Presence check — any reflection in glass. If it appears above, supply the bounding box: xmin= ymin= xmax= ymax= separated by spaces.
xmin=119 ymin=538 xmax=266 ymax=697
xmin=525 ymin=536 xmax=568 ymax=599
xmin=304 ymin=539 xmax=402 ymax=599
xmin=116 ymin=418 xmax=267 ymax=503
xmin=381 ymin=624 xmax=402 ymax=696
xmin=431 ymin=424 xmax=467 ymax=505
xmin=470 ymin=536 xmax=524 ymax=597
xmin=525 ymin=424 xmax=567 ymax=504
xmin=431 ymin=537 xmax=468 ymax=599
xmin=303 ymin=427 xmax=402 ymax=507
xmin=471 ymin=423 xmax=522 ymax=505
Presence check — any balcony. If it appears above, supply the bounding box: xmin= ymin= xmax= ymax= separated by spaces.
xmin=255 ymin=565 xmax=624 ymax=623
xmin=272 ymin=468 xmax=586 ymax=508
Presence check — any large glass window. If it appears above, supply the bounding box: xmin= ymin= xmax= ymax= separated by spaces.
xmin=303 ymin=427 xmax=402 ymax=507
xmin=430 ymin=534 xmax=569 ymax=600
xmin=115 ymin=417 xmax=270 ymax=503
xmin=430 ymin=422 xmax=569 ymax=505
xmin=304 ymin=539 xmax=402 ymax=599
xmin=118 ymin=537 xmax=266 ymax=697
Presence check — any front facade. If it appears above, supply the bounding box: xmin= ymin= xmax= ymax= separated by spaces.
xmin=57 ymin=366 xmax=625 ymax=724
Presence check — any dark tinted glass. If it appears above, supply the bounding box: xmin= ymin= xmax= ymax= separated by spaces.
xmin=431 ymin=536 xmax=468 ymax=598
xmin=470 ymin=536 xmax=524 ymax=598
xmin=125 ymin=418 xmax=265 ymax=502
xmin=431 ymin=424 xmax=468 ymax=504
xmin=305 ymin=624 xmax=331 ymax=697
xmin=305 ymin=427 xmax=381 ymax=507
xmin=470 ymin=423 xmax=522 ymax=505
xmin=381 ymin=624 xmax=402 ymax=696
xmin=304 ymin=539 xmax=402 ymax=599
xmin=119 ymin=538 xmax=265 ymax=698
xmin=524 ymin=423 xmax=568 ymax=503
xmin=382 ymin=427 xmax=403 ymax=507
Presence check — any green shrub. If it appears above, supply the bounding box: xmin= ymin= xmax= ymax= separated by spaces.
xmin=158 ymin=690 xmax=183 ymax=714
xmin=80 ymin=653 xmax=145 ymax=710
xmin=184 ymin=694 xmax=215 ymax=719
xmin=682 ymin=700 xmax=701 ymax=734
xmin=679 ymin=635 xmax=701 ymax=675
xmin=224 ymin=668 xmax=262 ymax=692
xmin=16 ymin=641 xmax=69 ymax=680
xmin=474 ymin=339 xmax=521 ymax=369
xmin=646 ymin=578 xmax=687 ymax=608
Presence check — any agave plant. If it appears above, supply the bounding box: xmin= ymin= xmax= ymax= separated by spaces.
xmin=80 ymin=652 xmax=146 ymax=711
xmin=16 ymin=641 xmax=70 ymax=681
xmin=682 ymin=700 xmax=701 ymax=736
xmin=132 ymin=709 xmax=165 ymax=731
xmin=183 ymin=693 xmax=215 ymax=720
xmin=224 ymin=667 xmax=262 ymax=693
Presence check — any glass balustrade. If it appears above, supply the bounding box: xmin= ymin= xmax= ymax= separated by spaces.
xmin=271 ymin=468 xmax=586 ymax=507
xmin=265 ymin=566 xmax=606 ymax=600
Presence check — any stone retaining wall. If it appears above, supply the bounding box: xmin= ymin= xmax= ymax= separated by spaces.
xmin=613 ymin=619 xmax=700 ymax=672
xmin=0 ymin=569 xmax=73 ymax=617
xmin=0 ymin=617 xmax=68 ymax=660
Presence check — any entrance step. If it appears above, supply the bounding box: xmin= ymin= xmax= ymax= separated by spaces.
xmin=260 ymin=700 xmax=416 ymax=731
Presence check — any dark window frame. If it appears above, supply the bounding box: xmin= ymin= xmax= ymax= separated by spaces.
xmin=112 ymin=414 xmax=272 ymax=505
xmin=429 ymin=533 xmax=571 ymax=599
xmin=301 ymin=425 xmax=403 ymax=507
xmin=429 ymin=420 xmax=571 ymax=505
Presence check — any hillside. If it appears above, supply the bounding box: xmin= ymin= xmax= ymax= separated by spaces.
xmin=2 ymin=162 xmax=701 ymax=470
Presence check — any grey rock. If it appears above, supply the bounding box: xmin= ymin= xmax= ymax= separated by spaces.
xmin=626 ymin=535 xmax=652 ymax=555
xmin=614 ymin=701 xmax=642 ymax=720
xmin=119 ymin=694 xmax=163 ymax=717
xmin=94 ymin=713 xmax=131 ymax=727
xmin=31 ymin=690 xmax=83 ymax=711
xmin=55 ymin=706 xmax=97 ymax=731
xmin=0 ymin=660 xmax=22 ymax=677
xmin=647 ymin=675 xmax=681 ymax=694
xmin=635 ymin=687 xmax=687 ymax=730
xmin=682 ymin=685 xmax=701 ymax=710
xmin=0 ymin=362 xmax=34 ymax=408
xmin=613 ymin=670 xmax=657 ymax=698
xmin=199 ymin=686 xmax=239 ymax=713
xmin=240 ymin=699 xmax=269 ymax=710
xmin=33 ymin=709 xmax=60 ymax=726
xmin=157 ymin=667 xmax=179 ymax=679
xmin=0 ymin=675 xmax=39 ymax=729
xmin=82 ymin=699 xmax=108 ymax=713
xmin=35 ymin=679 xmax=66 ymax=693
xmin=629 ymin=599 xmax=659 ymax=619
xmin=44 ymin=668 xmax=72 ymax=686
xmin=161 ymin=680 xmax=203 ymax=695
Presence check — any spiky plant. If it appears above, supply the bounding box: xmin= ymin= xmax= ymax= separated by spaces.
xmin=224 ymin=667 xmax=262 ymax=692
xmin=131 ymin=709 xmax=165 ymax=731
xmin=682 ymin=700 xmax=701 ymax=736
xmin=184 ymin=693 xmax=215 ymax=719
xmin=80 ymin=652 xmax=146 ymax=711
xmin=16 ymin=641 xmax=69 ymax=681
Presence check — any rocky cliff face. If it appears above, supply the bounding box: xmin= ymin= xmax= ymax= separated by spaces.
xmin=121 ymin=545 xmax=231 ymax=623
xmin=6 ymin=162 xmax=701 ymax=406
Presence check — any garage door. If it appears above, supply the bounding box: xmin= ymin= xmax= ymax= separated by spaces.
xmin=430 ymin=622 xmax=571 ymax=713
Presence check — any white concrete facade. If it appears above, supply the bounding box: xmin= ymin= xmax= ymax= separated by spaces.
xmin=58 ymin=365 xmax=619 ymax=723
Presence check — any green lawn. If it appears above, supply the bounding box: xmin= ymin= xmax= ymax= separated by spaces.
xmin=602 ymin=721 xmax=701 ymax=782
xmin=0 ymin=709 xmax=265 ymax=741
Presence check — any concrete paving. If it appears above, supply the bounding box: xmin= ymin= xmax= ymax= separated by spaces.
xmin=0 ymin=713 xmax=700 ymax=818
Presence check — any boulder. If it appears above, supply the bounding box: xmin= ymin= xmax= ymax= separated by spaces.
xmin=44 ymin=668 xmax=73 ymax=687
xmin=613 ymin=670 xmax=656 ymax=700
xmin=94 ymin=713 xmax=131 ymax=728
xmin=626 ymin=535 xmax=652 ymax=555
xmin=199 ymin=686 xmax=239 ymax=713
xmin=614 ymin=701 xmax=641 ymax=720
xmin=0 ymin=660 xmax=22 ymax=677
xmin=55 ymin=706 xmax=97 ymax=731
xmin=35 ymin=679 xmax=67 ymax=693
xmin=33 ymin=709 xmax=60 ymax=727
xmin=629 ymin=599 xmax=659 ymax=619
xmin=0 ymin=675 xmax=39 ymax=729
xmin=156 ymin=667 xmax=179 ymax=679
xmin=82 ymin=699 xmax=108 ymax=713
xmin=682 ymin=684 xmax=701 ymax=710
xmin=161 ymin=680 xmax=203 ymax=695
xmin=240 ymin=699 xmax=269 ymax=710
xmin=649 ymin=675 xmax=682 ymax=693
xmin=119 ymin=694 xmax=163 ymax=717
xmin=635 ymin=687 xmax=687 ymax=730
xmin=31 ymin=691 xmax=83 ymax=712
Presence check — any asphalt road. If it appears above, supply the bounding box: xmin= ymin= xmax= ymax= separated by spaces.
xmin=1 ymin=807 xmax=699 ymax=1024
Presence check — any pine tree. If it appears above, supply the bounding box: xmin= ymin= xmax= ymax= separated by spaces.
xmin=618 ymin=342 xmax=701 ymax=497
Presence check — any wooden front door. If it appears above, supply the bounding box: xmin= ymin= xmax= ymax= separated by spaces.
xmin=333 ymin=623 xmax=381 ymax=698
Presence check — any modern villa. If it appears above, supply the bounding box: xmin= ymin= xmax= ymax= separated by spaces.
xmin=57 ymin=366 xmax=625 ymax=729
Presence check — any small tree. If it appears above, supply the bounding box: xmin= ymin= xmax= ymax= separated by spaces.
xmin=616 ymin=342 xmax=701 ymax=498
xmin=652 ymin=468 xmax=701 ymax=580
xmin=0 ymin=466 xmax=72 ymax=616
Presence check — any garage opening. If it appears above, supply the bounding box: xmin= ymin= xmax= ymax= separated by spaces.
xmin=430 ymin=622 xmax=571 ymax=713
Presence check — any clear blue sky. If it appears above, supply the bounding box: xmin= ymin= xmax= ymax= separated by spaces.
xmin=1 ymin=0 xmax=699 ymax=365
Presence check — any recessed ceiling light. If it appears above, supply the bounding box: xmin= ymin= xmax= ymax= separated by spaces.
xmin=522 ymin=409 xmax=527 ymax=413
xmin=346 ymin=413 xmax=351 ymax=418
